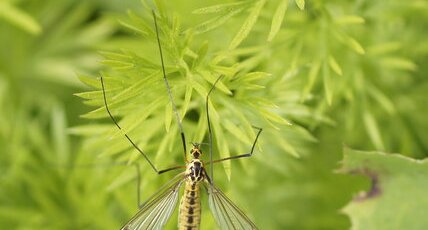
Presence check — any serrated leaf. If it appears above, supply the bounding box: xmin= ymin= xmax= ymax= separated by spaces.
xmin=339 ymin=148 xmax=428 ymax=230
xmin=229 ymin=0 xmax=266 ymax=49
xmin=268 ymin=0 xmax=288 ymax=42
xmin=328 ymin=55 xmax=343 ymax=76
xmin=295 ymin=0 xmax=305 ymax=10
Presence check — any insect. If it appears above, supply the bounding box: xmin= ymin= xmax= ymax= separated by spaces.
xmin=100 ymin=10 xmax=262 ymax=230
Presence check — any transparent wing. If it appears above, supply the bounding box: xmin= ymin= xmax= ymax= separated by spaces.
xmin=207 ymin=182 xmax=258 ymax=230
xmin=121 ymin=172 xmax=186 ymax=230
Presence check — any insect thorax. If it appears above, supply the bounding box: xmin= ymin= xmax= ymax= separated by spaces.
xmin=186 ymin=159 xmax=205 ymax=183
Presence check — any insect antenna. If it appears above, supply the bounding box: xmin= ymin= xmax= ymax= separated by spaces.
xmin=206 ymin=75 xmax=224 ymax=185
xmin=152 ymin=10 xmax=188 ymax=163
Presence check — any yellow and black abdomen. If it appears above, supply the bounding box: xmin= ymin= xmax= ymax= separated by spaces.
xmin=178 ymin=181 xmax=201 ymax=230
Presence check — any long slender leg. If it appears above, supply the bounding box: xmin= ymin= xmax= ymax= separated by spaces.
xmin=131 ymin=162 xmax=143 ymax=208
xmin=101 ymin=77 xmax=186 ymax=175
xmin=100 ymin=76 xmax=160 ymax=174
xmin=206 ymin=126 xmax=263 ymax=165
xmin=158 ymin=165 xmax=187 ymax=174
xmin=206 ymin=76 xmax=224 ymax=185
xmin=152 ymin=10 xmax=188 ymax=163
xmin=100 ymin=12 xmax=189 ymax=175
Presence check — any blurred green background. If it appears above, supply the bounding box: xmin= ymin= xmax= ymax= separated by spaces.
xmin=1 ymin=0 xmax=427 ymax=229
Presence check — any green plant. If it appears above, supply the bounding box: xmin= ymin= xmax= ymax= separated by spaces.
xmin=1 ymin=0 xmax=427 ymax=229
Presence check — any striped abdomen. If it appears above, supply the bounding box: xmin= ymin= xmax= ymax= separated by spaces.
xmin=178 ymin=181 xmax=201 ymax=230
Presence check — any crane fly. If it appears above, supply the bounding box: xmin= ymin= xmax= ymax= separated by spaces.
xmin=100 ymin=10 xmax=262 ymax=230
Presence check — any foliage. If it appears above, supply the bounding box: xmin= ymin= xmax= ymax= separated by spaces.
xmin=0 ymin=0 xmax=427 ymax=229
xmin=340 ymin=147 xmax=428 ymax=230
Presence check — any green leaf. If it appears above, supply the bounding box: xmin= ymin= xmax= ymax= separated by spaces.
xmin=209 ymin=101 xmax=231 ymax=179
xmin=229 ymin=0 xmax=266 ymax=49
xmin=243 ymin=72 xmax=271 ymax=82
xmin=51 ymin=105 xmax=70 ymax=164
xmin=260 ymin=108 xmax=291 ymax=125
xmin=367 ymin=42 xmax=401 ymax=55
xmin=339 ymin=148 xmax=428 ymax=230
xmin=301 ymin=61 xmax=320 ymax=102
xmin=0 ymin=2 xmax=42 ymax=35
xmin=221 ymin=119 xmax=252 ymax=145
xmin=328 ymin=55 xmax=343 ymax=76
xmin=164 ymin=102 xmax=172 ymax=132
xmin=322 ymin=61 xmax=333 ymax=105
xmin=181 ymin=83 xmax=193 ymax=121
xmin=200 ymin=71 xmax=232 ymax=95
xmin=193 ymin=8 xmax=244 ymax=34
xmin=295 ymin=0 xmax=305 ymax=10
xmin=335 ymin=15 xmax=365 ymax=25
xmin=122 ymin=10 xmax=154 ymax=36
xmin=347 ymin=37 xmax=365 ymax=54
xmin=273 ymin=132 xmax=299 ymax=157
xmin=367 ymin=85 xmax=395 ymax=115
xmin=77 ymin=75 xmax=100 ymax=88
xmin=191 ymin=109 xmax=207 ymax=143
xmin=363 ymin=112 xmax=385 ymax=150
xmin=267 ymin=0 xmax=288 ymax=42
xmin=380 ymin=57 xmax=417 ymax=71
xmin=67 ymin=125 xmax=110 ymax=136
xmin=192 ymin=1 xmax=249 ymax=14
xmin=119 ymin=20 xmax=148 ymax=36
